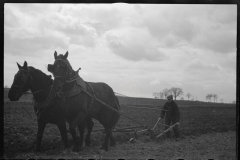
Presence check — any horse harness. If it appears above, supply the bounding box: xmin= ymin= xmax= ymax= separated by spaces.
xmin=55 ymin=74 xmax=96 ymax=112
xmin=52 ymin=58 xmax=120 ymax=115
xmin=12 ymin=68 xmax=33 ymax=95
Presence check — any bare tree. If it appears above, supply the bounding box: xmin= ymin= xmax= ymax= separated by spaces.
xmin=186 ymin=93 xmax=191 ymax=100
xmin=220 ymin=98 xmax=224 ymax=103
xmin=159 ymin=92 xmax=164 ymax=99
xmin=209 ymin=94 xmax=213 ymax=102
xmin=212 ymin=94 xmax=218 ymax=103
xmin=169 ymin=87 xmax=184 ymax=100
xmin=162 ymin=88 xmax=170 ymax=99
xmin=180 ymin=97 xmax=184 ymax=100
xmin=206 ymin=94 xmax=213 ymax=102
xmin=153 ymin=92 xmax=159 ymax=99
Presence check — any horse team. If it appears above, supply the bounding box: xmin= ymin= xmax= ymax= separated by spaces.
xmin=8 ymin=51 xmax=120 ymax=152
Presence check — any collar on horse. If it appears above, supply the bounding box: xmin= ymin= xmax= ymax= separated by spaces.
xmin=53 ymin=58 xmax=85 ymax=99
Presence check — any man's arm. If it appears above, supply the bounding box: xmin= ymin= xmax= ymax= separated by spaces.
xmin=174 ymin=103 xmax=180 ymax=121
xmin=160 ymin=103 xmax=167 ymax=119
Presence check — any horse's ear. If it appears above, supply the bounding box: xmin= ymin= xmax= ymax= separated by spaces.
xmin=54 ymin=51 xmax=58 ymax=60
xmin=17 ymin=62 xmax=22 ymax=70
xmin=23 ymin=61 xmax=28 ymax=70
xmin=63 ymin=51 xmax=68 ymax=60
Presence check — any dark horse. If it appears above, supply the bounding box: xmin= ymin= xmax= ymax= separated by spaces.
xmin=48 ymin=51 xmax=120 ymax=152
xmin=8 ymin=61 xmax=94 ymax=151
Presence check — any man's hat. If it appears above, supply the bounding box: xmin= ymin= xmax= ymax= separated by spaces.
xmin=167 ymin=95 xmax=173 ymax=99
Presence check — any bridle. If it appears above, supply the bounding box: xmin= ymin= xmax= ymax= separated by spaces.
xmin=11 ymin=69 xmax=32 ymax=95
xmin=12 ymin=68 xmax=52 ymax=96
xmin=52 ymin=59 xmax=82 ymax=95
xmin=52 ymin=59 xmax=80 ymax=84
xmin=52 ymin=59 xmax=70 ymax=82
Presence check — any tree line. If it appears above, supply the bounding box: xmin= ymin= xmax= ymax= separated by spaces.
xmin=206 ymin=93 xmax=221 ymax=103
xmin=153 ymin=88 xmax=221 ymax=103
xmin=153 ymin=87 xmax=184 ymax=100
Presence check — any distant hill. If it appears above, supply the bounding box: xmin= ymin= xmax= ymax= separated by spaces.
xmin=4 ymin=88 xmax=235 ymax=107
xmin=116 ymin=96 xmax=235 ymax=107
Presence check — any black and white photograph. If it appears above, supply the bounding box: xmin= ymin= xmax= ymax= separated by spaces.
xmin=4 ymin=3 xmax=237 ymax=159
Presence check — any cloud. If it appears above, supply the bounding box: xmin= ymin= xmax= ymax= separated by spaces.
xmin=105 ymin=27 xmax=166 ymax=61
xmin=4 ymin=31 xmax=69 ymax=56
xmin=194 ymin=30 xmax=236 ymax=54
xmin=208 ymin=5 xmax=237 ymax=24
xmin=184 ymin=59 xmax=221 ymax=71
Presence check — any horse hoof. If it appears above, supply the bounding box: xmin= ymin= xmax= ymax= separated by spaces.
xmin=100 ymin=146 xmax=108 ymax=151
xmin=72 ymin=147 xmax=79 ymax=152
xmin=110 ymin=142 xmax=116 ymax=146
xmin=98 ymin=149 xmax=107 ymax=154
xmin=35 ymin=148 xmax=41 ymax=152
xmin=85 ymin=141 xmax=91 ymax=146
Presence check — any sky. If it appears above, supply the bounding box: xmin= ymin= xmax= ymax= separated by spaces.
xmin=4 ymin=3 xmax=237 ymax=103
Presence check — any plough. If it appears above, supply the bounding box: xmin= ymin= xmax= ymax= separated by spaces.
xmin=92 ymin=115 xmax=179 ymax=140
xmin=80 ymin=88 xmax=179 ymax=140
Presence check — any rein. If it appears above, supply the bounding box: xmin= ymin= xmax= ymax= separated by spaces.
xmin=31 ymin=78 xmax=52 ymax=95
xmin=13 ymin=68 xmax=54 ymax=100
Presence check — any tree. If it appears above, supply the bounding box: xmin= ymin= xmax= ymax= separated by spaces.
xmin=180 ymin=97 xmax=184 ymax=100
xmin=186 ymin=93 xmax=191 ymax=100
xmin=206 ymin=94 xmax=213 ymax=102
xmin=212 ymin=94 xmax=218 ymax=103
xmin=4 ymin=85 xmax=8 ymax=88
xmin=159 ymin=92 xmax=164 ymax=99
xmin=209 ymin=94 xmax=213 ymax=102
xmin=220 ymin=99 xmax=224 ymax=103
xmin=169 ymin=87 xmax=184 ymax=100
xmin=153 ymin=92 xmax=159 ymax=99
xmin=162 ymin=88 xmax=170 ymax=99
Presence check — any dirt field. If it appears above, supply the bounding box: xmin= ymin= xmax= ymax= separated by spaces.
xmin=3 ymin=91 xmax=236 ymax=159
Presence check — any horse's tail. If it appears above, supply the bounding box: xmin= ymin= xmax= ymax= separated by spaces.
xmin=109 ymin=95 xmax=121 ymax=129
xmin=115 ymin=95 xmax=121 ymax=111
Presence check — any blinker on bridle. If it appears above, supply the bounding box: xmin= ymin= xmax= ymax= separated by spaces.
xmin=52 ymin=59 xmax=81 ymax=87
xmin=12 ymin=68 xmax=51 ymax=95
xmin=11 ymin=69 xmax=32 ymax=95
xmin=52 ymin=59 xmax=69 ymax=79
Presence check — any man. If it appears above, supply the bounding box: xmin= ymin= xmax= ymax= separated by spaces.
xmin=160 ymin=95 xmax=180 ymax=140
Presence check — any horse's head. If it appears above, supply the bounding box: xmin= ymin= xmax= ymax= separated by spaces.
xmin=48 ymin=51 xmax=74 ymax=92
xmin=8 ymin=61 xmax=32 ymax=101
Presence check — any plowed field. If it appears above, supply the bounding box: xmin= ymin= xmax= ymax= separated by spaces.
xmin=3 ymin=95 xmax=236 ymax=159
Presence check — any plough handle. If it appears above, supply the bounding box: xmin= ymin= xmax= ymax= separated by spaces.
xmin=156 ymin=122 xmax=179 ymax=138
xmin=152 ymin=118 xmax=161 ymax=130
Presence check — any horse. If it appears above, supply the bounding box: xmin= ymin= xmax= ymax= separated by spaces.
xmin=8 ymin=61 xmax=94 ymax=152
xmin=47 ymin=51 xmax=120 ymax=152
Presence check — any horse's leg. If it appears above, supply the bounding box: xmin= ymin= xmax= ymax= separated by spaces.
xmin=35 ymin=121 xmax=46 ymax=152
xmin=70 ymin=112 xmax=87 ymax=152
xmin=100 ymin=128 xmax=110 ymax=151
xmin=85 ymin=117 xmax=94 ymax=146
xmin=109 ymin=130 xmax=116 ymax=146
xmin=77 ymin=121 xmax=85 ymax=149
xmin=57 ymin=122 xmax=68 ymax=149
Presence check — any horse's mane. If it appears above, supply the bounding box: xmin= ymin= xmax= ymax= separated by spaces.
xmin=28 ymin=66 xmax=53 ymax=85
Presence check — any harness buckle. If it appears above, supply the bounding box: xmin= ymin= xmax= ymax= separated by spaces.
xmin=56 ymin=92 xmax=65 ymax=98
